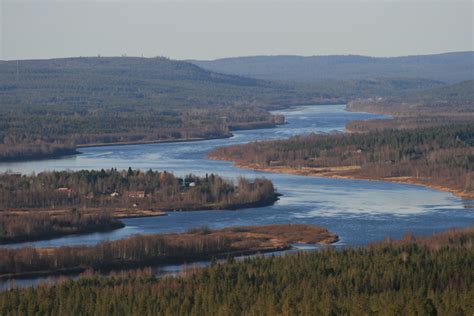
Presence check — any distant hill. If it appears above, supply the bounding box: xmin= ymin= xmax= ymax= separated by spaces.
xmin=190 ymin=52 xmax=474 ymax=84
xmin=0 ymin=56 xmax=286 ymax=109
xmin=1 ymin=56 xmax=443 ymax=111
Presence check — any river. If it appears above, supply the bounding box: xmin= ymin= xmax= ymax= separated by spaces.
xmin=1 ymin=104 xmax=472 ymax=250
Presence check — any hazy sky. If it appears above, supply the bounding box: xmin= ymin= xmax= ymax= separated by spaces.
xmin=1 ymin=0 xmax=473 ymax=60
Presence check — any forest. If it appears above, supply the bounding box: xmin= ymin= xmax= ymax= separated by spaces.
xmin=0 ymin=225 xmax=472 ymax=315
xmin=0 ymin=224 xmax=337 ymax=278
xmin=0 ymin=56 xmax=458 ymax=161
xmin=209 ymin=125 xmax=474 ymax=198
xmin=0 ymin=169 xmax=278 ymax=242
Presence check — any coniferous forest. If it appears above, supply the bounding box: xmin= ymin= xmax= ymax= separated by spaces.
xmin=0 ymin=226 xmax=472 ymax=315
xmin=1 ymin=0 xmax=474 ymax=313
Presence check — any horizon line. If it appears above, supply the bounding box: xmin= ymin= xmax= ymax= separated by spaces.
xmin=1 ymin=50 xmax=473 ymax=62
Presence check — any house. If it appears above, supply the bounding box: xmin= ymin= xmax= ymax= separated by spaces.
xmin=128 ymin=191 xmax=145 ymax=198
xmin=55 ymin=187 xmax=75 ymax=196
xmin=182 ymin=178 xmax=200 ymax=187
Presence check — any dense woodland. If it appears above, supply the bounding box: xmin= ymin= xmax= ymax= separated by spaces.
xmin=0 ymin=225 xmax=472 ymax=315
xmin=210 ymin=125 xmax=474 ymax=196
xmin=0 ymin=224 xmax=336 ymax=277
xmin=0 ymin=169 xmax=277 ymax=242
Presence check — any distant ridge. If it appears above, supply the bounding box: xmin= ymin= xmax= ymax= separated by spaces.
xmin=190 ymin=51 xmax=474 ymax=84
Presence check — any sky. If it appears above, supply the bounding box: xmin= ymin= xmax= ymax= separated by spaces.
xmin=1 ymin=0 xmax=473 ymax=60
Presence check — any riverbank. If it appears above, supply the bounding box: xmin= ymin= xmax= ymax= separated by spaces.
xmin=213 ymin=161 xmax=474 ymax=200
xmin=76 ymin=134 xmax=234 ymax=149
xmin=0 ymin=224 xmax=338 ymax=280
xmin=0 ymin=148 xmax=80 ymax=163
xmin=0 ymin=194 xmax=286 ymax=246
xmin=207 ymin=123 xmax=473 ymax=200
xmin=1 ymin=122 xmax=289 ymax=162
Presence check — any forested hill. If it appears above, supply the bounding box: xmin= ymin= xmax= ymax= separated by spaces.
xmin=0 ymin=57 xmax=306 ymax=161
xmin=190 ymin=51 xmax=474 ymax=83
xmin=0 ymin=56 xmax=285 ymax=109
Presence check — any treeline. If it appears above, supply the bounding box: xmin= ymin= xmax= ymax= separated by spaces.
xmin=209 ymin=125 xmax=474 ymax=197
xmin=0 ymin=226 xmax=472 ymax=315
xmin=0 ymin=107 xmax=284 ymax=162
xmin=0 ymin=211 xmax=123 ymax=244
xmin=0 ymin=168 xmax=277 ymax=210
xmin=0 ymin=224 xmax=336 ymax=277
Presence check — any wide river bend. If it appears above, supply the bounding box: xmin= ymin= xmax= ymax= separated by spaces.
xmin=1 ymin=105 xmax=472 ymax=250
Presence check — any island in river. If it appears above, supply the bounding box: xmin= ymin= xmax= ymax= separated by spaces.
xmin=0 ymin=224 xmax=338 ymax=279
xmin=0 ymin=169 xmax=279 ymax=244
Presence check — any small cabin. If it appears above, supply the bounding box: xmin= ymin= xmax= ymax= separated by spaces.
xmin=128 ymin=191 xmax=145 ymax=198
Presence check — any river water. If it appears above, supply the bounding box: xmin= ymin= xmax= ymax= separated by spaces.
xmin=1 ymin=104 xmax=472 ymax=250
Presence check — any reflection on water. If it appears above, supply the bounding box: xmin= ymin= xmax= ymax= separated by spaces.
xmin=0 ymin=105 xmax=472 ymax=250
